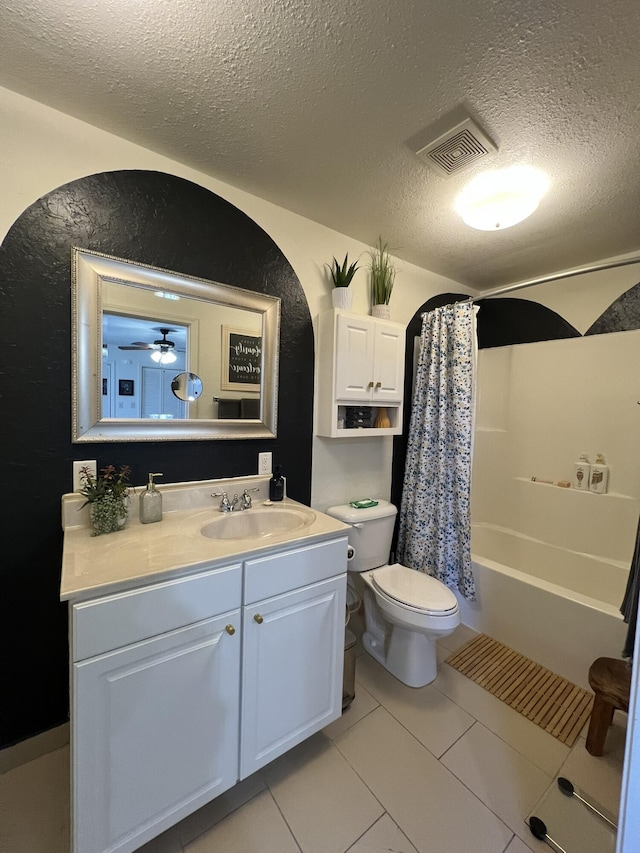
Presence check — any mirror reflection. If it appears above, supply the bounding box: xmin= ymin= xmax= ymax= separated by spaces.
xmin=72 ymin=249 xmax=280 ymax=442
xmin=171 ymin=372 xmax=203 ymax=404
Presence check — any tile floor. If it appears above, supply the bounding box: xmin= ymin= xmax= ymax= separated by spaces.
xmin=0 ymin=624 xmax=627 ymax=853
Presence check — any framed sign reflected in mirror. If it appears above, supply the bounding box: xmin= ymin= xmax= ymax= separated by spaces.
xmin=71 ymin=248 xmax=280 ymax=442
xmin=221 ymin=326 xmax=262 ymax=393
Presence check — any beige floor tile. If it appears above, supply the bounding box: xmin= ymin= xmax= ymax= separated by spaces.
xmin=176 ymin=772 xmax=266 ymax=846
xmin=556 ymin=734 xmax=624 ymax=819
xmin=437 ymin=623 xmax=479 ymax=653
xmin=335 ymin=706 xmax=512 ymax=853
xmin=346 ymin=813 xmax=419 ymax=852
xmin=183 ymin=789 xmax=299 ymax=853
xmin=505 ymin=834 xmax=536 ymax=852
xmin=323 ymin=682 xmax=379 ymax=740
xmin=440 ymin=722 xmax=552 ymax=836
xmin=263 ymin=732 xmax=383 ymax=853
xmin=0 ymin=745 xmax=70 ymax=853
xmin=433 ymin=662 xmax=570 ymax=778
xmin=355 ymin=653 xmax=474 ymax=757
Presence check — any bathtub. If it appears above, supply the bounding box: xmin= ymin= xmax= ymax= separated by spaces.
xmin=456 ymin=523 xmax=629 ymax=690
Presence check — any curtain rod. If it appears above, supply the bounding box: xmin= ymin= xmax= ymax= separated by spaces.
xmin=479 ymin=254 xmax=640 ymax=300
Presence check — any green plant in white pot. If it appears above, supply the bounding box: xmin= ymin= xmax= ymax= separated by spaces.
xmin=327 ymin=254 xmax=359 ymax=310
xmin=369 ymin=237 xmax=395 ymax=319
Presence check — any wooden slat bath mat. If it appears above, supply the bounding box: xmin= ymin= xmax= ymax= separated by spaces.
xmin=445 ymin=634 xmax=593 ymax=746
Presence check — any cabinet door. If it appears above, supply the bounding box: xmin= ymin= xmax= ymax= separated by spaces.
xmin=335 ymin=313 xmax=375 ymax=401
xmin=73 ymin=613 xmax=241 ymax=853
xmin=240 ymin=575 xmax=346 ymax=778
xmin=372 ymin=320 xmax=404 ymax=403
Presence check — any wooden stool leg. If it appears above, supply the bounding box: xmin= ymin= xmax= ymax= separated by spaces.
xmin=586 ymin=694 xmax=615 ymax=756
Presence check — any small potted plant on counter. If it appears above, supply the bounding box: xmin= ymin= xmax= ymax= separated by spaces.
xmin=79 ymin=463 xmax=132 ymax=536
xmin=369 ymin=237 xmax=396 ymax=319
xmin=327 ymin=253 xmax=359 ymax=310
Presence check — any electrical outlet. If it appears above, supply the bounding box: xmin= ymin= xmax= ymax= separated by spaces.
xmin=73 ymin=460 xmax=97 ymax=492
xmin=258 ymin=452 xmax=272 ymax=475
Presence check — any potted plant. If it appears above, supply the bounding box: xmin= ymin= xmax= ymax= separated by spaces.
xmin=368 ymin=237 xmax=396 ymax=319
xmin=79 ymin=464 xmax=132 ymax=536
xmin=326 ymin=253 xmax=359 ymax=310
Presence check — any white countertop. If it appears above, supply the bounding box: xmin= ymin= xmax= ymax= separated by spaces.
xmin=60 ymin=476 xmax=349 ymax=602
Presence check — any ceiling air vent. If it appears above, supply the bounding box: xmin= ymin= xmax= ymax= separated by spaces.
xmin=415 ymin=117 xmax=497 ymax=177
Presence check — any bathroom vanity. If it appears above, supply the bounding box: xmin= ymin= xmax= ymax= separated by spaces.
xmin=60 ymin=477 xmax=349 ymax=853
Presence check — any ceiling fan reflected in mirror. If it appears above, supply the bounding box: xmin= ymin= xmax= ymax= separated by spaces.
xmin=119 ymin=327 xmax=181 ymax=364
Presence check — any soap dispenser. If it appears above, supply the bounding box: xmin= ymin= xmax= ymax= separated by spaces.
xmin=140 ymin=472 xmax=163 ymax=523
xmin=589 ymin=454 xmax=609 ymax=494
xmin=269 ymin=466 xmax=285 ymax=502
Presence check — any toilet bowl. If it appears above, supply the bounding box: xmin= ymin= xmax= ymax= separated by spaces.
xmin=326 ymin=501 xmax=460 ymax=688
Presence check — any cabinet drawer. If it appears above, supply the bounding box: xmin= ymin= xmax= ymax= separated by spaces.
xmin=72 ymin=563 xmax=242 ymax=661
xmin=244 ymin=537 xmax=347 ymax=605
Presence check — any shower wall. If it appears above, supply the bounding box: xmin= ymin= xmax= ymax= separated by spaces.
xmin=473 ymin=322 xmax=640 ymax=566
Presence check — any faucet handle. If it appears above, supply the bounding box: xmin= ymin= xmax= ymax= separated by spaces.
xmin=211 ymin=491 xmax=232 ymax=510
xmin=241 ymin=487 xmax=258 ymax=509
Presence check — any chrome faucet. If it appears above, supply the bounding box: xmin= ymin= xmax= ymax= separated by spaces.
xmin=212 ymin=487 xmax=259 ymax=512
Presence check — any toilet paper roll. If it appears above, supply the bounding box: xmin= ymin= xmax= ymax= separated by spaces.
xmin=347 ymin=545 xmax=356 ymax=561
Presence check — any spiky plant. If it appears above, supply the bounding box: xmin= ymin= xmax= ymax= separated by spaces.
xmin=369 ymin=238 xmax=395 ymax=305
xmin=327 ymin=254 xmax=359 ymax=287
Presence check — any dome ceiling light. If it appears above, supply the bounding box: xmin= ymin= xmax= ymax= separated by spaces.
xmin=455 ymin=166 xmax=550 ymax=231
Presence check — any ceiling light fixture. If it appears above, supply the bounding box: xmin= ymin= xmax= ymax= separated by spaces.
xmin=454 ymin=166 xmax=549 ymax=231
xmin=149 ymin=328 xmax=178 ymax=365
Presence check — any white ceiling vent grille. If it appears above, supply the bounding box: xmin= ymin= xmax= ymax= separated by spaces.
xmin=415 ymin=117 xmax=497 ymax=177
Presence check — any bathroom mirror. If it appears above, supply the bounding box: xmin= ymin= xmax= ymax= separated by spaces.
xmin=72 ymin=248 xmax=280 ymax=442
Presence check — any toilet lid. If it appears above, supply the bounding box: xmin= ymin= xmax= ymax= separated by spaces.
xmin=371 ymin=564 xmax=458 ymax=615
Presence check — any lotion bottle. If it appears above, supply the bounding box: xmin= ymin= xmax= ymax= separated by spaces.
xmin=140 ymin=472 xmax=163 ymax=523
xmin=589 ymin=454 xmax=609 ymax=494
xmin=573 ymin=453 xmax=591 ymax=491
xmin=269 ymin=466 xmax=285 ymax=501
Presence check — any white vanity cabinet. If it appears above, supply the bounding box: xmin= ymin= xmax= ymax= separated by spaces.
xmin=240 ymin=539 xmax=347 ymax=777
xmin=71 ymin=564 xmax=242 ymax=853
xmin=317 ymin=308 xmax=406 ymax=437
xmin=68 ymin=532 xmax=348 ymax=853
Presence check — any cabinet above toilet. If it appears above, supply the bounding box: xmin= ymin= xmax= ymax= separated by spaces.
xmin=316 ymin=309 xmax=406 ymax=438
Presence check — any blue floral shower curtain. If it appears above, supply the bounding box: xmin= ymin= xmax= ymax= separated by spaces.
xmin=397 ymin=301 xmax=477 ymax=601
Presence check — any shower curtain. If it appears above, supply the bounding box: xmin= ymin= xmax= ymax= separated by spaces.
xmin=397 ymin=300 xmax=478 ymax=601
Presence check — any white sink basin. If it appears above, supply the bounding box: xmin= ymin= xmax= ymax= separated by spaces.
xmin=201 ymin=506 xmax=315 ymax=540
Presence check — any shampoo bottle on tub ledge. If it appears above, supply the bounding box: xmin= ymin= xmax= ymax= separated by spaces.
xmin=589 ymin=454 xmax=609 ymax=494
xmin=573 ymin=453 xmax=591 ymax=491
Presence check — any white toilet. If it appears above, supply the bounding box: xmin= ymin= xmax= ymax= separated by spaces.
xmin=327 ymin=500 xmax=460 ymax=687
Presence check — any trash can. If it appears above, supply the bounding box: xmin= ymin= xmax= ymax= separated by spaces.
xmin=342 ymin=628 xmax=357 ymax=710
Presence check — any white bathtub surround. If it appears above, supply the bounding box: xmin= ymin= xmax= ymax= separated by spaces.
xmin=398 ymin=301 xmax=478 ymax=600
xmin=461 ymin=523 xmax=628 ymax=690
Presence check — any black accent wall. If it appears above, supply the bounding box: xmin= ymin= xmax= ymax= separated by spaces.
xmin=0 ymin=170 xmax=314 ymax=749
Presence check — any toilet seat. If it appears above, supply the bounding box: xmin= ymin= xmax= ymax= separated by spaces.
xmin=370 ymin=563 xmax=458 ymax=616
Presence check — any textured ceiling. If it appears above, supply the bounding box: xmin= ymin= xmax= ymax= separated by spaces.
xmin=1 ymin=0 xmax=640 ymax=290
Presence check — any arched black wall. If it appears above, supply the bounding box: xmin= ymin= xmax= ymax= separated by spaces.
xmin=0 ymin=170 xmax=314 ymax=748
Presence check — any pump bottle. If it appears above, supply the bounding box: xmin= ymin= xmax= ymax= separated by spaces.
xmin=589 ymin=455 xmax=609 ymax=494
xmin=573 ymin=454 xmax=591 ymax=491
xmin=269 ymin=466 xmax=285 ymax=501
xmin=140 ymin=472 xmax=163 ymax=523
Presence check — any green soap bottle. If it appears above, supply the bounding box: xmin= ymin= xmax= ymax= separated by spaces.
xmin=140 ymin=472 xmax=163 ymax=524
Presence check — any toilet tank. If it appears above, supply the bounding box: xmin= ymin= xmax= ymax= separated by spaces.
xmin=325 ymin=500 xmax=398 ymax=572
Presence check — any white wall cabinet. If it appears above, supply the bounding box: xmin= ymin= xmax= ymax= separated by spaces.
xmin=70 ymin=536 xmax=347 ymax=853
xmin=317 ymin=309 xmax=406 ymax=437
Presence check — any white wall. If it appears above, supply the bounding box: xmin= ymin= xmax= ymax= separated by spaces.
xmin=474 ymin=264 xmax=640 ymax=566
xmin=0 ymin=85 xmax=468 ymax=510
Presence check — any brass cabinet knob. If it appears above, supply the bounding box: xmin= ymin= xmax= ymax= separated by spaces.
xmin=254 ymin=614 xmax=264 ymax=624
xmin=368 ymin=381 xmax=374 ymax=388
xmin=375 ymin=381 xmax=382 ymax=388
xmin=225 ymin=624 xmax=236 ymax=635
